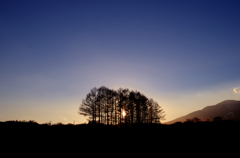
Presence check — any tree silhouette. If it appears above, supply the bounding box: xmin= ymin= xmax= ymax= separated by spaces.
xmin=78 ymin=87 xmax=98 ymax=123
xmin=192 ymin=117 xmax=201 ymax=123
xmin=129 ymin=91 xmax=135 ymax=125
xmin=78 ymin=86 xmax=166 ymax=126
xmin=148 ymin=98 xmax=154 ymax=124
xmin=152 ymin=101 xmax=165 ymax=123
xmin=213 ymin=116 xmax=223 ymax=122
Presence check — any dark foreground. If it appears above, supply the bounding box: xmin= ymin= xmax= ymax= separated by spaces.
xmin=1 ymin=120 xmax=239 ymax=156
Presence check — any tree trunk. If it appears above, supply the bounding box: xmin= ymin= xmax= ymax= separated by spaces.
xmin=107 ymin=96 xmax=109 ymax=125
xmin=99 ymin=99 xmax=101 ymax=124
xmin=111 ymin=94 xmax=113 ymax=125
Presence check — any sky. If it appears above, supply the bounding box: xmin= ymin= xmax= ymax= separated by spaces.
xmin=1 ymin=0 xmax=240 ymax=124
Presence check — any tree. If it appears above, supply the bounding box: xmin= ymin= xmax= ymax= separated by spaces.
xmin=213 ymin=116 xmax=223 ymax=122
xmin=153 ymin=101 xmax=165 ymax=123
xmin=140 ymin=94 xmax=148 ymax=123
xmin=192 ymin=117 xmax=201 ymax=123
xmin=78 ymin=86 xmax=166 ymax=125
xmin=78 ymin=87 xmax=98 ymax=123
xmin=112 ymin=90 xmax=118 ymax=125
xmin=148 ymin=98 xmax=154 ymax=124
xmin=135 ymin=91 xmax=141 ymax=124
xmin=97 ymin=86 xmax=108 ymax=124
xmin=128 ymin=91 xmax=135 ymax=125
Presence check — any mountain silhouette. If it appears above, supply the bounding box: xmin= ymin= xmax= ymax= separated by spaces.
xmin=165 ymin=100 xmax=240 ymax=124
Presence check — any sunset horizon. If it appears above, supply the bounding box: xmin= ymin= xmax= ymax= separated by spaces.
xmin=1 ymin=0 xmax=240 ymax=125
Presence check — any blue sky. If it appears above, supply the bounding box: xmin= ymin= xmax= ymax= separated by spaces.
xmin=1 ymin=0 xmax=240 ymax=124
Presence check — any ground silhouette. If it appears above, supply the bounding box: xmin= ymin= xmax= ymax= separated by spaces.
xmin=2 ymin=100 xmax=239 ymax=154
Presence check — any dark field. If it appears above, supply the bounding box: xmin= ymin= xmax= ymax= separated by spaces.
xmin=1 ymin=120 xmax=238 ymax=156
xmin=2 ymin=120 xmax=239 ymax=140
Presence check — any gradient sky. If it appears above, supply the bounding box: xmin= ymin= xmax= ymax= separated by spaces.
xmin=1 ymin=0 xmax=240 ymax=124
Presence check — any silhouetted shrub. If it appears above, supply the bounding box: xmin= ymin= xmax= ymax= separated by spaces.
xmin=213 ymin=116 xmax=223 ymax=122
xmin=184 ymin=118 xmax=194 ymax=123
xmin=53 ymin=122 xmax=63 ymax=126
xmin=192 ymin=117 xmax=201 ymax=123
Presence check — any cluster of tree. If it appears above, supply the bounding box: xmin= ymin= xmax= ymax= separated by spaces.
xmin=78 ymin=86 xmax=165 ymax=126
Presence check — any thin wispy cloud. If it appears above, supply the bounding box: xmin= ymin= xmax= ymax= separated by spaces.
xmin=60 ymin=115 xmax=67 ymax=120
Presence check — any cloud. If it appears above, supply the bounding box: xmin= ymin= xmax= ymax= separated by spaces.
xmin=60 ymin=115 xmax=67 ymax=120
xmin=233 ymin=88 xmax=239 ymax=93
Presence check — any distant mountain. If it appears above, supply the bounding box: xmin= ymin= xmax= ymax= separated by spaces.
xmin=165 ymin=100 xmax=240 ymax=124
